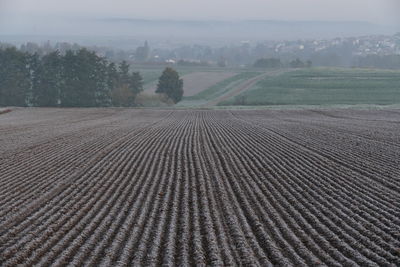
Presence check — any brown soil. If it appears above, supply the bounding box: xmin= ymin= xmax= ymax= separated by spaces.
xmin=0 ymin=108 xmax=399 ymax=266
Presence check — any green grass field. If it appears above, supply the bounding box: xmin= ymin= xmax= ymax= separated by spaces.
xmin=218 ymin=68 xmax=400 ymax=106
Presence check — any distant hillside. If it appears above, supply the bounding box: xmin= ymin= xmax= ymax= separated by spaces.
xmin=98 ymin=19 xmax=396 ymax=41
xmin=1 ymin=18 xmax=397 ymax=48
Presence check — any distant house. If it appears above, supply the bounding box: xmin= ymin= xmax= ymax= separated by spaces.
xmin=165 ymin=59 xmax=176 ymax=64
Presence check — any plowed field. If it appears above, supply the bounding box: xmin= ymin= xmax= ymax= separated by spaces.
xmin=1 ymin=108 xmax=399 ymax=266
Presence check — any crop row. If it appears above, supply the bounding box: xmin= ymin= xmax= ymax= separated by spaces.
xmin=0 ymin=109 xmax=399 ymax=266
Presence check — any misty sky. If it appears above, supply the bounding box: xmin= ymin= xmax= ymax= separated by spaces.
xmin=0 ymin=0 xmax=399 ymax=39
xmin=1 ymin=0 xmax=399 ymax=23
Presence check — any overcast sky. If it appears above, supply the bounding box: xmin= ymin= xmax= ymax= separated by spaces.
xmin=0 ymin=0 xmax=399 ymax=39
xmin=0 ymin=0 xmax=399 ymax=24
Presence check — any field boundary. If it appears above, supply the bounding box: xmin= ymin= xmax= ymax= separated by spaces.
xmin=204 ymin=70 xmax=288 ymax=107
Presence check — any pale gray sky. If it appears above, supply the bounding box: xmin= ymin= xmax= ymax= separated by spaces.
xmin=0 ymin=0 xmax=399 ymax=24
xmin=0 ymin=0 xmax=399 ymax=39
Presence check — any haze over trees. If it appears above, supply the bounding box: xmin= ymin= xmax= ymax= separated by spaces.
xmin=1 ymin=31 xmax=399 ymax=69
xmin=135 ymin=41 xmax=150 ymax=62
xmin=0 ymin=47 xmax=143 ymax=107
xmin=253 ymin=58 xmax=312 ymax=69
xmin=355 ymin=55 xmax=400 ymax=69
xmin=253 ymin=58 xmax=282 ymax=68
xmin=289 ymin=58 xmax=312 ymax=68
xmin=156 ymin=67 xmax=184 ymax=103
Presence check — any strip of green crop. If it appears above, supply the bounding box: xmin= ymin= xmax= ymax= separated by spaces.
xmin=219 ymin=68 xmax=400 ymax=106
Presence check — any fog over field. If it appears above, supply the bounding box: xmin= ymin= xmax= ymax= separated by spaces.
xmin=1 ymin=0 xmax=399 ymax=46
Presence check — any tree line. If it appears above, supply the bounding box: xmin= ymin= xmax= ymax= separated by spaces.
xmin=0 ymin=47 xmax=185 ymax=107
xmin=0 ymin=47 xmax=144 ymax=107
xmin=253 ymin=58 xmax=312 ymax=69
xmin=253 ymin=55 xmax=400 ymax=70
xmin=354 ymin=55 xmax=400 ymax=69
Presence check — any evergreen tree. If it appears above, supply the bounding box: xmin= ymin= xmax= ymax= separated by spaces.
xmin=75 ymin=49 xmax=98 ymax=107
xmin=106 ymin=62 xmax=119 ymax=92
xmin=60 ymin=50 xmax=80 ymax=107
xmin=61 ymin=49 xmax=108 ymax=107
xmin=156 ymin=67 xmax=183 ymax=103
xmin=118 ymin=61 xmax=130 ymax=85
xmin=129 ymin=71 xmax=143 ymax=96
xmin=0 ymin=47 xmax=143 ymax=107
xmin=31 ymin=51 xmax=62 ymax=106
xmin=92 ymin=55 xmax=110 ymax=107
xmin=0 ymin=47 xmax=30 ymax=106
xmin=28 ymin=53 xmax=41 ymax=105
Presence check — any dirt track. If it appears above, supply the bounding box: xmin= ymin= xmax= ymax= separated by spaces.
xmin=0 ymin=108 xmax=399 ymax=266
xmin=204 ymin=70 xmax=286 ymax=106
